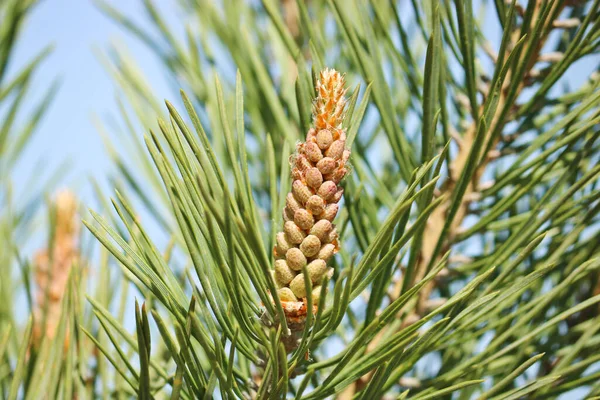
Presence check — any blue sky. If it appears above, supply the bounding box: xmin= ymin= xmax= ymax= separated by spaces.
xmin=10 ymin=0 xmax=178 ymax=201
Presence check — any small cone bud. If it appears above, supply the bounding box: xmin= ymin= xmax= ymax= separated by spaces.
xmin=33 ymin=190 xmax=80 ymax=348
xmin=307 ymin=259 xmax=327 ymax=283
xmin=294 ymin=209 xmax=314 ymax=230
xmin=306 ymin=195 xmax=325 ymax=215
xmin=286 ymin=248 xmax=307 ymax=271
xmin=276 ymin=232 xmax=292 ymax=254
xmin=283 ymin=206 xmax=294 ymax=222
xmin=292 ymin=180 xmax=312 ymax=205
xmin=318 ymin=243 xmax=336 ymax=261
xmin=304 ymin=142 xmax=323 ymax=163
xmin=310 ymin=220 xmax=332 ymax=241
xmin=342 ymin=150 xmax=351 ymax=163
xmin=316 ymin=129 xmax=333 ymax=150
xmin=275 ymin=259 xmax=296 ymax=285
xmin=286 ymin=193 xmax=302 ymax=214
xmin=300 ymin=235 xmax=321 ymax=257
xmin=330 ymin=168 xmax=348 ymax=184
xmin=278 ymin=287 xmax=298 ymax=302
xmin=296 ymin=154 xmax=312 ymax=171
xmin=306 ymin=167 xmax=323 ymax=189
xmin=292 ymin=168 xmax=303 ymax=181
xmin=317 ymin=157 xmax=336 ymax=175
xmin=290 ymin=274 xmax=308 ymax=298
xmin=314 ymin=69 xmax=347 ymax=130
xmin=326 ymin=267 xmax=334 ymax=279
xmin=284 ymin=221 xmax=306 ymax=244
xmin=318 ymin=181 xmax=337 ymax=201
xmin=323 ymin=204 xmax=338 ymax=221
xmin=325 ymin=140 xmax=345 ymax=159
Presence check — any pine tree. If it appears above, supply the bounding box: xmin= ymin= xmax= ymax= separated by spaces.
xmin=3 ymin=0 xmax=600 ymax=399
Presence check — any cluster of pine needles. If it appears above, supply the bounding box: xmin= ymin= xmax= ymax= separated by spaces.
xmin=1 ymin=0 xmax=600 ymax=399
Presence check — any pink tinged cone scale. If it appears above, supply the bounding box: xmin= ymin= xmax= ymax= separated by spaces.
xmin=270 ymin=68 xmax=351 ymax=344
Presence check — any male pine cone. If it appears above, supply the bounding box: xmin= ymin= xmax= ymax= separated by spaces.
xmin=273 ymin=68 xmax=350 ymax=307
xmin=33 ymin=190 xmax=80 ymax=348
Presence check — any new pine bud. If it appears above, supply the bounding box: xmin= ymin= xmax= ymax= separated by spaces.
xmin=310 ymin=219 xmax=332 ymax=241
xmin=318 ymin=181 xmax=337 ymax=201
xmin=325 ymin=140 xmax=345 ymax=159
xmin=283 ymin=206 xmax=294 ymax=222
xmin=306 ymin=195 xmax=325 ymax=215
xmin=275 ymin=259 xmax=296 ymax=285
xmin=294 ymin=209 xmax=314 ymax=230
xmin=300 ymin=235 xmax=321 ymax=257
xmin=276 ymin=232 xmax=292 ymax=255
xmin=330 ymin=167 xmax=348 ymax=184
xmin=317 ymin=243 xmax=336 ymax=261
xmin=284 ymin=221 xmax=306 ymax=244
xmin=286 ymin=248 xmax=307 ymax=271
xmin=271 ymin=271 xmax=285 ymax=288
xmin=296 ymin=154 xmax=312 ymax=171
xmin=342 ymin=149 xmax=351 ymax=163
xmin=316 ymin=129 xmax=334 ymax=150
xmin=277 ymin=287 xmax=298 ymax=302
xmin=286 ymin=193 xmax=302 ymax=214
xmin=304 ymin=142 xmax=323 ymax=163
xmin=292 ymin=180 xmax=312 ymax=205
xmin=317 ymin=157 xmax=336 ymax=175
xmin=322 ymin=204 xmax=338 ymax=221
xmin=306 ymin=167 xmax=323 ymax=189
xmin=307 ymin=259 xmax=327 ymax=283
xmin=290 ymin=274 xmax=308 ymax=298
